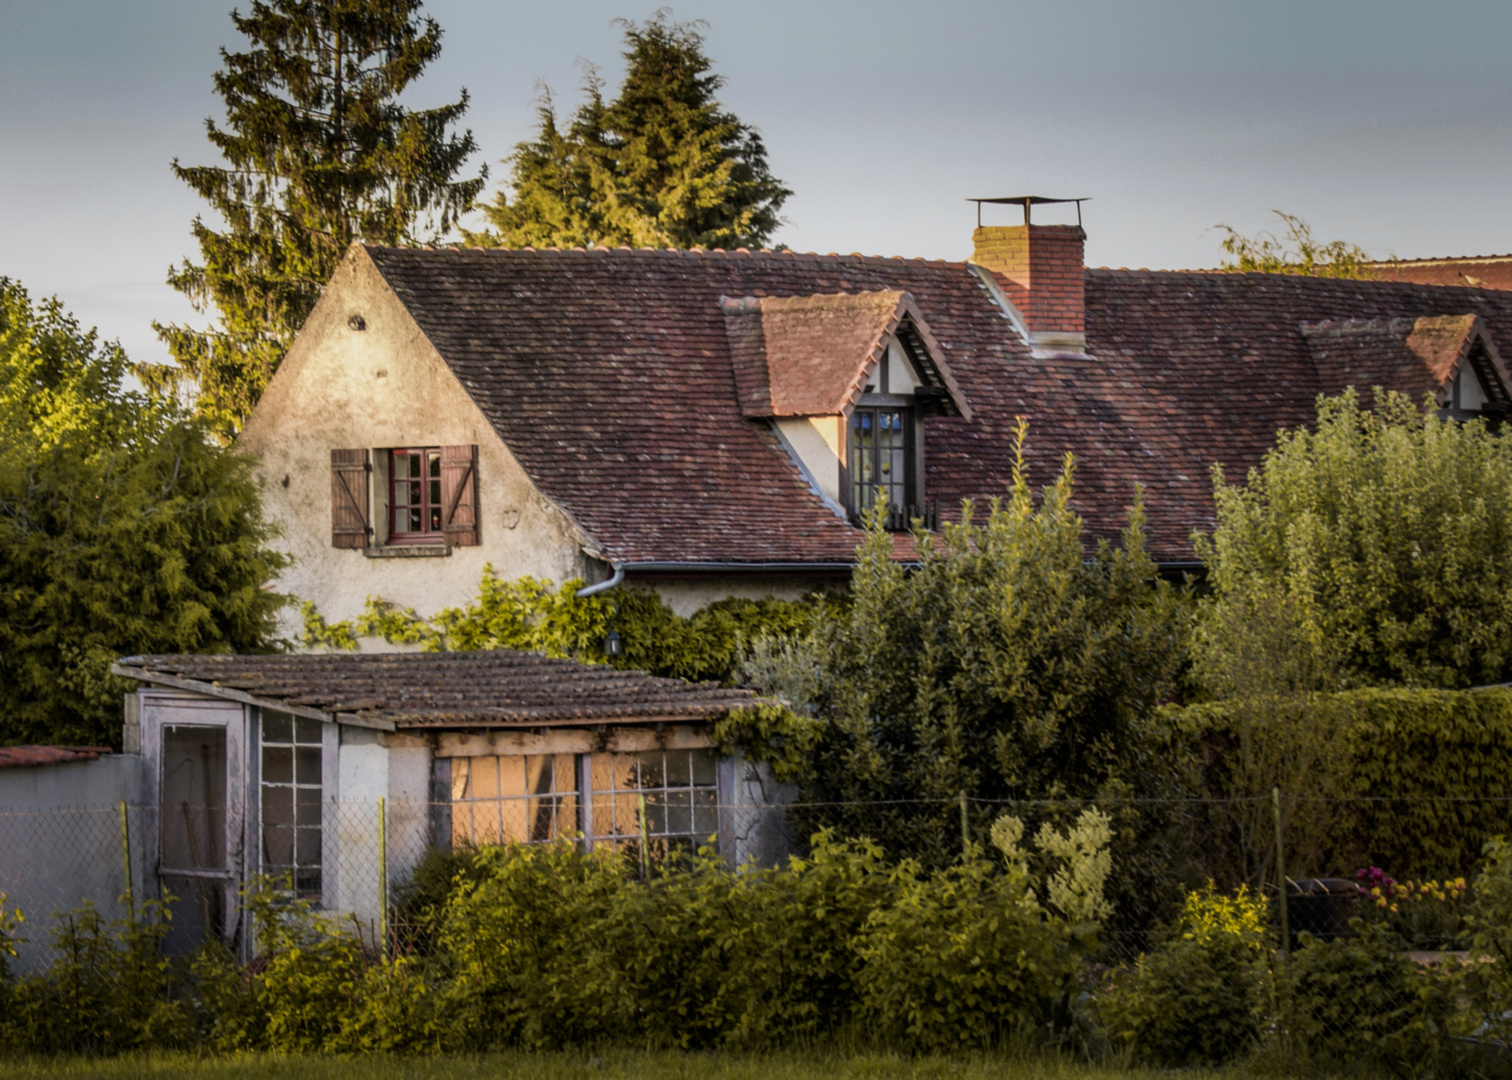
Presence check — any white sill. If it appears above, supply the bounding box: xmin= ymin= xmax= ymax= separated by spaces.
xmin=363 ymin=543 xmax=451 ymax=558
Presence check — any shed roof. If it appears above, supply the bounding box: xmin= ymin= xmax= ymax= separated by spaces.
xmin=112 ymin=651 xmax=758 ymax=731
xmin=0 ymin=746 xmax=112 ymax=769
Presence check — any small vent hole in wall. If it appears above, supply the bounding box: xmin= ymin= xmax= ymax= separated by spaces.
xmin=348 ymin=314 xmax=366 ymax=331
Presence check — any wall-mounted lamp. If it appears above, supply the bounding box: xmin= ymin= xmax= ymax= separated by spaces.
xmin=604 ymin=629 xmax=623 ymax=658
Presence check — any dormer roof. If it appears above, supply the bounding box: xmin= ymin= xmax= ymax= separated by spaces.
xmin=720 ymin=290 xmax=970 ymax=420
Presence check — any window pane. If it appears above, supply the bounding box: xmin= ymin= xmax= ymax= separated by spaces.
xmin=262 ymin=746 xmax=292 ymax=784
xmin=263 ymin=712 xmax=291 ymax=743
xmin=296 ymin=827 xmax=321 ymax=865
xmin=261 ymin=794 xmax=293 ymax=827
xmin=691 ymin=750 xmax=717 ymax=787
xmin=665 ymin=751 xmax=691 ymax=787
xmin=636 ymin=751 xmax=665 ymax=789
xmin=295 ymin=747 xmax=321 ymax=785
xmin=263 ymin=826 xmax=293 ymax=867
xmin=295 ymin=717 xmax=322 ymax=743
xmin=296 ymin=787 xmax=321 ymax=826
xmin=664 ymin=790 xmax=691 ymax=835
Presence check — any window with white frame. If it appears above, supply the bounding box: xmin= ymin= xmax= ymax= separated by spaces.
xmin=441 ymin=749 xmax=721 ymax=861
xmin=590 ymin=749 xmax=719 ymax=859
xmin=449 ymin=754 xmax=580 ymax=847
xmin=260 ymin=712 xmax=322 ymax=895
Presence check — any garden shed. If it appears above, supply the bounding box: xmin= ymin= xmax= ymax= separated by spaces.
xmin=110 ymin=651 xmax=783 ymax=955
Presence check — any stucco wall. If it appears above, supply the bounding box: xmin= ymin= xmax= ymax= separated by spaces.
xmin=642 ymin=575 xmax=841 ymax=617
xmin=238 ymin=246 xmax=592 ymax=639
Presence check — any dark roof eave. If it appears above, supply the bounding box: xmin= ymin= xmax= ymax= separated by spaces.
xmin=623 ymin=560 xmax=856 ymax=575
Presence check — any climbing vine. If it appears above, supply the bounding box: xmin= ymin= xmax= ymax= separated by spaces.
xmin=300 ymin=564 xmax=829 ymax=687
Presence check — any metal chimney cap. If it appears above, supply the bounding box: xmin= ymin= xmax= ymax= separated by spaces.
xmin=967 ymin=196 xmax=1089 ymax=227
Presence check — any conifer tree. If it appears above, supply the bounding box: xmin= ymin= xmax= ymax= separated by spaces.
xmin=151 ymin=0 xmax=485 ymax=439
xmin=472 ymin=14 xmax=789 ymax=251
xmin=0 ymin=279 xmax=289 ymax=747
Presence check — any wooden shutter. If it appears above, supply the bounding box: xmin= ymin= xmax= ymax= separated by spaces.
xmin=440 ymin=444 xmax=479 ymax=546
xmin=330 ymin=449 xmax=371 ymax=549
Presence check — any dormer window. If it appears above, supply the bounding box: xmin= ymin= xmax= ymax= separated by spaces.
xmin=851 ymin=406 xmax=911 ymax=516
xmin=719 ymin=289 xmax=971 ymax=531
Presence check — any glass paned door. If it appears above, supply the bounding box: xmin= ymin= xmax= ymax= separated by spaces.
xmin=143 ymin=697 xmax=245 ymax=955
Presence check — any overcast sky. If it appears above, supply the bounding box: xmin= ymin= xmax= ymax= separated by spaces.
xmin=4 ymin=0 xmax=1512 ymax=368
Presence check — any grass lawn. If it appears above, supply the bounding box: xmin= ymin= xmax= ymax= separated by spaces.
xmin=0 ymin=1050 xmax=1345 ymax=1080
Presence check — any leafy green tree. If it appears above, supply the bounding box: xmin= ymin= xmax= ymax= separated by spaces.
xmin=0 ymin=279 xmax=289 ymax=747
xmin=151 ymin=0 xmax=485 ymax=439
xmin=1195 ymin=388 xmax=1512 ymax=692
xmin=1215 ymin=210 xmax=1378 ymax=279
xmin=470 ymin=13 xmax=790 ymax=251
xmin=794 ymin=424 xmax=1189 ymax=862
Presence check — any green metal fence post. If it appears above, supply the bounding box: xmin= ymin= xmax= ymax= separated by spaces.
xmin=959 ymin=790 xmax=970 ymax=856
xmin=377 ymin=796 xmax=388 ymax=959
xmin=638 ymin=792 xmax=650 ymax=881
xmin=119 ymin=800 xmax=134 ymax=922
xmin=1273 ymin=786 xmax=1289 ymax=960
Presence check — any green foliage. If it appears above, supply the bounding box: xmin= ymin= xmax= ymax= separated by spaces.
xmin=1288 ymin=925 xmax=1461 ymax=1073
xmin=1174 ymin=687 xmax=1512 ymax=878
xmin=0 ymin=891 xmax=22 ymax=988
xmin=802 ymin=426 xmax=1189 ymax=863
xmin=468 ymin=13 xmax=789 ymax=251
xmin=151 ymin=0 xmax=484 ymax=438
xmin=1099 ymin=884 xmax=1272 ymax=1067
xmin=1197 ymin=389 xmax=1512 ymax=691
xmin=0 ymin=280 xmax=289 ymax=747
xmin=0 ymin=900 xmax=198 ymax=1054
xmin=301 ymin=565 xmax=823 ymax=687
xmin=1215 ymin=210 xmax=1378 ymax=279
xmin=711 ymin=704 xmax=823 ymax=783
xmin=1464 ymin=836 xmax=1512 ymax=1046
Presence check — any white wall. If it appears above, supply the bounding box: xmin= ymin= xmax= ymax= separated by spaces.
xmin=238 ymin=245 xmax=594 ymax=640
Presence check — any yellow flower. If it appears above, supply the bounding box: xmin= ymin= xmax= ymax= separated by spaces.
xmin=1377 ymin=897 xmax=1389 ymax=908
xmin=1390 ymin=903 xmax=1400 ymax=914
xmin=1371 ymin=887 xmax=1382 ymax=898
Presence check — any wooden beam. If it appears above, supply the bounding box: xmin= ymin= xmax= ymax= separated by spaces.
xmin=110 ymin=664 xmax=395 ymax=732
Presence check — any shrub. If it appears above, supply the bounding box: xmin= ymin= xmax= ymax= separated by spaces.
xmin=0 ymin=899 xmax=198 ymax=1053
xmin=1099 ymin=883 xmax=1272 ymax=1066
xmin=1288 ymin=924 xmax=1461 ymax=1074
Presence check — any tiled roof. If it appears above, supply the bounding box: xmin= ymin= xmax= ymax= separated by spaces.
xmin=1300 ymin=315 xmax=1487 ymax=397
xmin=0 ymin=746 xmax=111 ymax=769
xmin=114 ymin=652 xmax=757 ymax=729
xmin=364 ymin=246 xmax=1512 ymax=565
xmin=1367 ymin=256 xmax=1512 ymax=291
xmin=720 ymin=290 xmax=965 ymax=419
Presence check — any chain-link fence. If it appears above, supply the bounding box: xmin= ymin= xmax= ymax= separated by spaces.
xmin=4 ymin=792 xmax=1511 ymax=1066
xmin=1 ymin=792 xmax=1502 ymax=964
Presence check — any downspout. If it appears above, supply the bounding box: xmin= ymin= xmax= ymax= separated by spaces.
xmin=575 ymin=562 xmax=624 ymax=598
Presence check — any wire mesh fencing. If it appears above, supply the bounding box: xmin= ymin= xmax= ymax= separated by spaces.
xmin=3 ymin=792 xmax=1511 ymax=1066
xmin=0 ymin=792 xmax=1503 ymax=964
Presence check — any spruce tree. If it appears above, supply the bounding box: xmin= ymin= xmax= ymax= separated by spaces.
xmin=472 ymin=14 xmax=789 ymax=251
xmin=151 ymin=0 xmax=485 ymax=439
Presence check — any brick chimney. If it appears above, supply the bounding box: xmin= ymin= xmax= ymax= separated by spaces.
xmin=968 ymin=205 xmax=1087 ymax=351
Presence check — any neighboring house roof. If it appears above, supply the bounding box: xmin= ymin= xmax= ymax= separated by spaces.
xmin=1366 ymin=256 xmax=1512 ymax=291
xmin=360 ymin=245 xmax=1512 ymax=566
xmin=0 ymin=746 xmax=111 ymax=769
xmin=112 ymin=652 xmax=758 ymax=731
